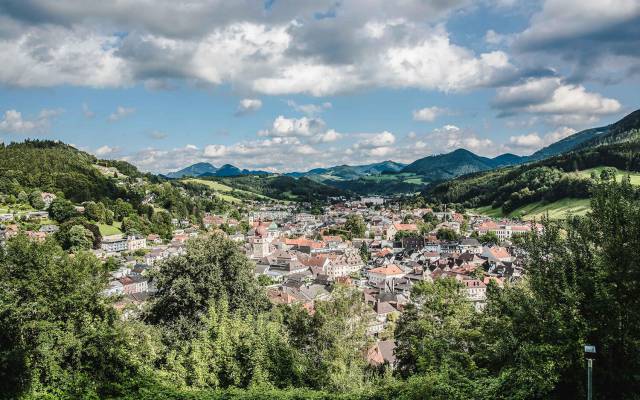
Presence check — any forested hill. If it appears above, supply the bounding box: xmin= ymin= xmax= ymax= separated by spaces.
xmin=424 ymin=139 xmax=640 ymax=215
xmin=0 ymin=140 xmax=142 ymax=202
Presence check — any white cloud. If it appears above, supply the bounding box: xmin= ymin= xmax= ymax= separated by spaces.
xmin=264 ymin=115 xmax=327 ymax=138
xmin=355 ymin=131 xmax=396 ymax=148
xmin=412 ymin=106 xmax=448 ymax=122
xmin=236 ymin=98 xmax=262 ymax=115
xmin=494 ymin=77 xmax=622 ymax=125
xmin=108 ymin=106 xmax=135 ymax=122
xmin=0 ymin=9 xmax=517 ymax=96
xmin=95 ymin=145 xmax=117 ymax=156
xmin=507 ymin=126 xmax=577 ymax=153
xmin=509 ymin=133 xmax=543 ymax=148
xmin=314 ymin=129 xmax=342 ymax=143
xmin=0 ymin=108 xmax=63 ymax=134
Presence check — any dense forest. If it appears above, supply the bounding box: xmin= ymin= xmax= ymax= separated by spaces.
xmin=1 ymin=178 xmax=639 ymax=399
xmin=208 ymin=175 xmax=348 ymax=201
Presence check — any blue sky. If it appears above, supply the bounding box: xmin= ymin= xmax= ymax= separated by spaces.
xmin=0 ymin=0 xmax=638 ymax=173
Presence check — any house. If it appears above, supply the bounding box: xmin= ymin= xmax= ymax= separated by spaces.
xmin=41 ymin=192 xmax=56 ymax=207
xmin=386 ymin=223 xmax=419 ymax=240
xmin=39 ymin=224 xmax=59 ymax=233
xmin=462 ymin=279 xmax=487 ymax=311
xmin=147 ymin=234 xmax=162 ymax=244
xmin=367 ymin=340 xmax=396 ymax=367
xmin=0 ymin=213 xmax=14 ymax=222
xmin=458 ymin=238 xmax=482 ymax=254
xmin=101 ymin=235 xmax=128 ymax=252
xmin=26 ymin=211 xmax=49 ymax=221
xmin=117 ymin=275 xmax=148 ymax=294
xmin=127 ymin=235 xmax=147 ymax=251
xmin=367 ymin=264 xmax=406 ymax=286
xmin=103 ymin=280 xmax=124 ymax=296
xmin=482 ymin=246 xmax=513 ymax=263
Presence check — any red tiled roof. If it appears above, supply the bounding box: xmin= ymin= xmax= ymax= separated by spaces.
xmin=369 ymin=264 xmax=404 ymax=276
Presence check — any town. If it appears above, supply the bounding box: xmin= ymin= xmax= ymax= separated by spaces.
xmin=0 ymin=188 xmax=543 ymax=369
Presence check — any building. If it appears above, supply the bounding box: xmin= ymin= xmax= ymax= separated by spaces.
xmin=101 ymin=236 xmax=128 ymax=252
xmin=127 ymin=236 xmax=147 ymax=251
xmin=361 ymin=197 xmax=384 ymax=206
xmin=367 ymin=264 xmax=406 ymax=286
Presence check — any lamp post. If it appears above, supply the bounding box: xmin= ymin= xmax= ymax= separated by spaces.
xmin=584 ymin=345 xmax=596 ymax=400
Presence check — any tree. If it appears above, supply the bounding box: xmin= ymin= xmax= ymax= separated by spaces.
xmin=28 ymin=190 xmax=45 ymax=210
xmin=436 ymin=228 xmax=458 ymax=241
xmin=67 ymin=225 xmax=94 ymax=251
xmin=17 ymin=190 xmax=28 ymax=204
xmin=344 ymin=214 xmax=366 ymax=238
xmin=478 ymin=178 xmax=640 ymax=399
xmin=282 ymin=287 xmax=372 ymax=391
xmin=599 ymin=167 xmax=617 ymax=181
xmin=49 ymin=198 xmax=78 ymax=222
xmin=395 ymin=278 xmax=480 ymax=378
xmin=359 ymin=242 xmax=370 ymax=263
xmin=84 ymin=201 xmax=105 ymax=222
xmin=0 ymin=235 xmax=145 ymax=398
xmin=478 ymin=232 xmax=499 ymax=245
xmin=145 ymin=232 xmax=269 ymax=341
xmin=112 ymin=198 xmax=135 ymax=221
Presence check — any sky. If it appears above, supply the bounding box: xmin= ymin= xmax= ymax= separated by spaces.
xmin=0 ymin=0 xmax=638 ymax=173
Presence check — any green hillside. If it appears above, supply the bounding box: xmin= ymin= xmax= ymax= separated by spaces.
xmin=426 ymin=139 xmax=640 ymax=215
xmin=0 ymin=140 xmax=130 ymax=203
xmin=203 ymin=175 xmax=347 ymax=201
xmin=472 ymin=198 xmax=591 ymax=220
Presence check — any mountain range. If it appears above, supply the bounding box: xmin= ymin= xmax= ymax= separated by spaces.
xmin=166 ymin=109 xmax=639 ymax=194
xmin=165 ymin=163 xmax=270 ymax=179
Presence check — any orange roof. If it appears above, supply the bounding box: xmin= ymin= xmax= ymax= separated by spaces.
xmin=322 ymin=235 xmax=343 ymax=242
xmin=489 ymin=246 xmax=510 ymax=259
xmin=393 ymin=223 xmax=419 ymax=231
xmin=285 ymin=237 xmax=324 ymax=248
xmin=376 ymin=248 xmax=392 ymax=257
xmin=369 ymin=264 xmax=404 ymax=276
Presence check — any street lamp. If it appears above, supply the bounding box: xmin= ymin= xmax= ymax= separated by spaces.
xmin=584 ymin=345 xmax=596 ymax=400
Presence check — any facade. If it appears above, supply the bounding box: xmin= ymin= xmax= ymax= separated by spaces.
xmin=127 ymin=236 xmax=147 ymax=251
xmin=101 ymin=236 xmax=128 ymax=252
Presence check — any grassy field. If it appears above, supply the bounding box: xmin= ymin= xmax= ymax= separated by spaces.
xmin=573 ymin=167 xmax=640 ymax=185
xmin=472 ymin=198 xmax=592 ymax=220
xmin=98 ymin=221 xmax=123 ymax=236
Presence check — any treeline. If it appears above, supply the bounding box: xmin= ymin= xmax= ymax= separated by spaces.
xmin=426 ymin=140 xmax=640 ymax=212
xmin=211 ymin=175 xmax=347 ymax=201
xmin=2 ymin=180 xmax=639 ymax=399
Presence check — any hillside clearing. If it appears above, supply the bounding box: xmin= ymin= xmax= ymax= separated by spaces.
xmin=573 ymin=167 xmax=640 ymax=185
xmin=471 ymin=198 xmax=591 ymax=220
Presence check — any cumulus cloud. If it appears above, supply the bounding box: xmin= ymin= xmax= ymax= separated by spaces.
xmin=95 ymin=145 xmax=119 ymax=156
xmin=0 ymin=2 xmax=517 ymax=95
xmin=420 ymin=124 xmax=496 ymax=155
xmin=108 ymin=106 xmax=135 ymax=122
xmin=493 ymin=77 xmax=621 ymax=126
xmin=236 ymin=98 xmax=262 ymax=115
xmin=0 ymin=108 xmax=63 ymax=134
xmin=514 ymin=0 xmax=640 ymax=82
xmin=412 ymin=106 xmax=449 ymax=122
xmin=507 ymin=126 xmax=577 ymax=154
xmin=262 ymin=115 xmax=327 ymax=138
